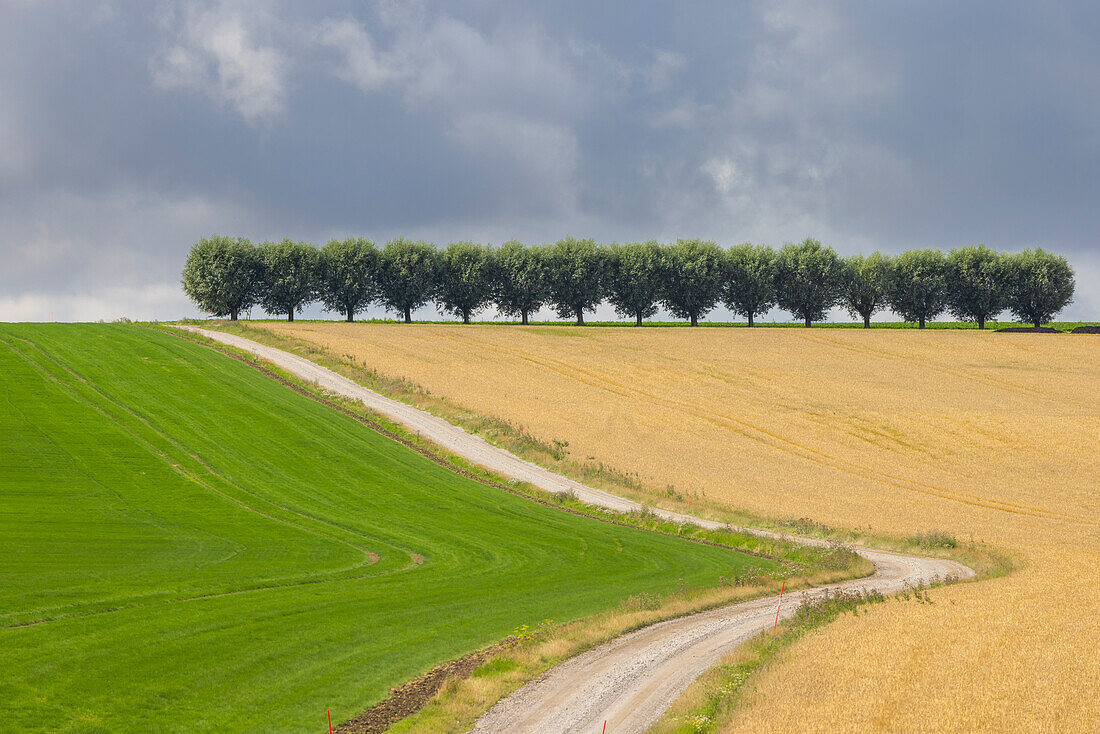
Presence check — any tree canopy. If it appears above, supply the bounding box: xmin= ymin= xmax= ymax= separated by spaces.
xmin=493 ymin=240 xmax=548 ymax=325
xmin=723 ymin=244 xmax=776 ymax=327
xmin=319 ymin=238 xmax=379 ymax=322
xmin=945 ymin=245 xmax=1009 ymax=329
xmin=257 ymin=239 xmax=320 ymax=322
xmin=181 ymin=236 xmax=260 ymax=321
xmin=183 ymin=234 xmax=1078 ymax=328
xmin=773 ymin=239 xmax=845 ymax=327
xmin=658 ymin=239 xmax=726 ymax=326
xmin=546 ymin=237 xmax=606 ymax=325
xmin=841 ymin=252 xmax=892 ymax=328
xmin=1007 ymin=248 xmax=1075 ymax=327
xmin=379 ymin=238 xmax=440 ymax=323
xmin=606 ymin=241 xmax=664 ymax=325
xmin=436 ymin=242 xmax=495 ymax=324
xmin=888 ymin=249 xmax=948 ymax=328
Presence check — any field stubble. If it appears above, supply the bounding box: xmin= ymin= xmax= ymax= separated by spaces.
xmin=249 ymin=321 xmax=1100 ymax=732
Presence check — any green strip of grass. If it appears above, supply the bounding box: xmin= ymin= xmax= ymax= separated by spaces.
xmin=0 ymin=324 xmax=778 ymax=733
xmin=190 ymin=317 xmax=1098 ymax=330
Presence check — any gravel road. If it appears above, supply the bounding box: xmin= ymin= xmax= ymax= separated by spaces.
xmin=176 ymin=325 xmax=974 ymax=734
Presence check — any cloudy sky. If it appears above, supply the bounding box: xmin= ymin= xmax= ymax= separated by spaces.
xmin=2 ymin=0 xmax=1098 ymax=322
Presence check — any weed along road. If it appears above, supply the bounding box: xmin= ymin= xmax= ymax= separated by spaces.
xmin=176 ymin=325 xmax=973 ymax=733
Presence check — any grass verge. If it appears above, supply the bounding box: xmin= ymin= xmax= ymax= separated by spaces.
xmin=648 ymin=579 xmax=959 ymax=734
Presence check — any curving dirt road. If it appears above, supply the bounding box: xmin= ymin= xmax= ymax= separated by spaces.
xmin=175 ymin=325 xmax=973 ymax=734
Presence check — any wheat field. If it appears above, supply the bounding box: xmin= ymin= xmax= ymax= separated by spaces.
xmin=254 ymin=322 xmax=1098 ymax=732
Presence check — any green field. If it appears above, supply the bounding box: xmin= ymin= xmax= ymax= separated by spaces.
xmin=0 ymin=324 xmax=773 ymax=732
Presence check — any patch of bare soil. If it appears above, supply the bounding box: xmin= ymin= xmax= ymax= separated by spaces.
xmin=335 ymin=643 xmax=505 ymax=733
xmin=995 ymin=326 xmax=1062 ymax=333
xmin=1070 ymin=325 xmax=1100 ymax=334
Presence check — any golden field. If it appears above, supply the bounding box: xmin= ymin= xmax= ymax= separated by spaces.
xmin=254 ymin=322 xmax=1098 ymax=732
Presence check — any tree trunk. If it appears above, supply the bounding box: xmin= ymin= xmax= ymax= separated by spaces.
xmin=977 ymin=316 xmax=985 ymax=330
xmin=287 ymin=311 xmax=294 ymax=322
xmin=747 ymin=312 xmax=754 ymax=327
xmin=919 ymin=316 xmax=925 ymax=329
xmin=636 ymin=312 xmax=643 ymax=326
xmin=804 ymin=315 xmax=812 ymax=327
xmin=230 ymin=308 xmax=238 ymax=321
xmin=346 ymin=310 xmax=354 ymax=323
xmin=863 ymin=314 xmax=871 ymax=328
xmin=521 ymin=310 xmax=529 ymax=325
xmin=576 ymin=309 xmax=584 ymax=326
xmin=1034 ymin=319 xmax=1041 ymax=328
xmin=462 ymin=310 xmax=471 ymax=324
xmin=404 ymin=307 xmax=412 ymax=323
xmin=690 ymin=313 xmax=698 ymax=327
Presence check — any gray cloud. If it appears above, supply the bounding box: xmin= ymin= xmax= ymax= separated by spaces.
xmin=0 ymin=0 xmax=1097 ymax=321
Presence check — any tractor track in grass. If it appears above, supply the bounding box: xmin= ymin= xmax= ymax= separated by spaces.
xmin=174 ymin=325 xmax=974 ymax=734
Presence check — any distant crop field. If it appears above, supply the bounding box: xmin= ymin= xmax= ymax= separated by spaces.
xmin=254 ymin=321 xmax=1100 ymax=732
xmin=0 ymin=324 xmax=774 ymax=732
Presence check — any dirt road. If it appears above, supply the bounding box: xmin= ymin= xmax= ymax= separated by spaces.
xmin=176 ymin=325 xmax=973 ymax=733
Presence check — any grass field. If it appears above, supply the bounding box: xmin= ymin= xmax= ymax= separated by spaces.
xmin=0 ymin=324 xmax=782 ymax=733
xmin=248 ymin=321 xmax=1100 ymax=732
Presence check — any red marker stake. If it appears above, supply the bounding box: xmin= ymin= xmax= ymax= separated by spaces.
xmin=773 ymin=580 xmax=785 ymax=632
xmin=602 ymin=720 xmax=607 ymax=734
xmin=328 ymin=709 xmax=332 ymax=734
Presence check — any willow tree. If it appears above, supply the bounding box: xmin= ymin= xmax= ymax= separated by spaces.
xmin=841 ymin=252 xmax=891 ymax=328
xmin=659 ymin=239 xmax=725 ymax=326
xmin=1006 ymin=248 xmax=1075 ymax=327
xmin=493 ymin=241 xmax=548 ymax=325
xmin=319 ymin=238 xmax=378 ymax=322
xmin=945 ymin=245 xmax=1009 ymax=329
xmin=181 ymin=236 xmax=260 ymax=321
xmin=723 ymin=243 xmax=776 ymax=327
xmin=888 ymin=249 xmax=948 ymax=328
xmin=436 ymin=241 xmax=494 ymax=324
xmin=546 ymin=237 xmax=606 ymax=325
xmin=773 ymin=239 xmax=845 ymax=327
xmin=378 ymin=238 xmax=439 ymax=323
xmin=606 ymin=241 xmax=663 ymax=325
xmin=257 ymin=239 xmax=320 ymax=322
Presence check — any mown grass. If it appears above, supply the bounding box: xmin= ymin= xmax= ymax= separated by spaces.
xmin=0 ymin=324 xmax=788 ymax=733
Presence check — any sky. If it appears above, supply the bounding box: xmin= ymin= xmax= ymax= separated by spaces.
xmin=1 ymin=0 xmax=1098 ymax=323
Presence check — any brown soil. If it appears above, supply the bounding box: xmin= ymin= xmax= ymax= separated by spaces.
xmin=1070 ymin=325 xmax=1100 ymax=334
xmin=335 ymin=643 xmax=506 ymax=733
xmin=994 ymin=326 xmax=1062 ymax=333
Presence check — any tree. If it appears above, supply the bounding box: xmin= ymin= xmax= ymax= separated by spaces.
xmin=1006 ymin=248 xmax=1075 ymax=327
xmin=493 ymin=240 xmax=548 ymax=325
xmin=606 ymin=241 xmax=664 ymax=325
xmin=546 ymin=237 xmax=606 ymax=325
xmin=888 ymin=249 xmax=948 ymax=328
xmin=319 ymin=238 xmax=378 ymax=322
xmin=945 ymin=245 xmax=1009 ymax=329
xmin=658 ymin=239 xmax=726 ymax=326
xmin=723 ymin=244 xmax=776 ymax=327
xmin=841 ymin=252 xmax=891 ymax=328
xmin=257 ymin=239 xmax=320 ymax=322
xmin=181 ymin=235 xmax=260 ymax=321
xmin=436 ymin=242 xmax=494 ymax=324
xmin=378 ymin=238 xmax=439 ymax=323
xmin=773 ymin=239 xmax=845 ymax=327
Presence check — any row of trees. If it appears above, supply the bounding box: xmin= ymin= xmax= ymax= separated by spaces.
xmin=182 ymin=236 xmax=1075 ymax=328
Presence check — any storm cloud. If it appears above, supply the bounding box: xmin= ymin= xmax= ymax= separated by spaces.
xmin=2 ymin=0 xmax=1097 ymax=321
